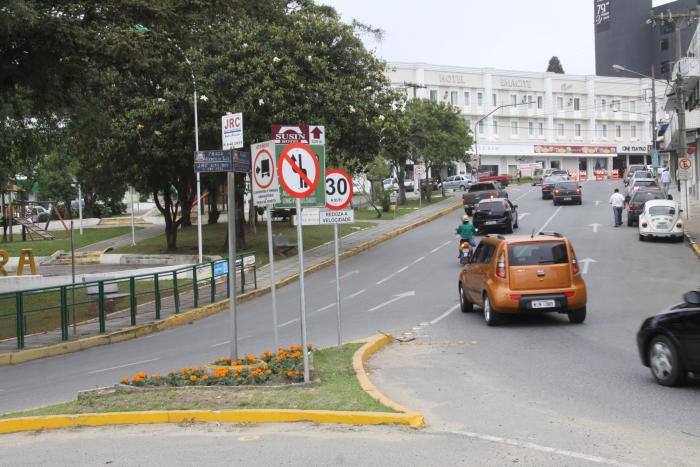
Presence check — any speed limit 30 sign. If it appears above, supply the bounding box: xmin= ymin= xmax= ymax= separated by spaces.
xmin=325 ymin=169 xmax=353 ymax=210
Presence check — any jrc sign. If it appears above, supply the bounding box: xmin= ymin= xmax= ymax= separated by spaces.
xmin=222 ymin=113 xmax=243 ymax=150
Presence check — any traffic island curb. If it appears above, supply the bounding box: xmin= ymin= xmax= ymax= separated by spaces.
xmin=0 ymin=200 xmax=461 ymax=367
xmin=0 ymin=334 xmax=424 ymax=434
xmin=684 ymin=230 xmax=700 ymax=258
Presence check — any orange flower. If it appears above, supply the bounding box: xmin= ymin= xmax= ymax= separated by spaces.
xmin=202 ymin=375 xmax=209 ymax=380
xmin=133 ymin=375 xmax=142 ymax=382
xmin=266 ymin=370 xmax=272 ymax=374
xmin=190 ymin=375 xmax=197 ymax=381
xmin=307 ymin=342 xmax=313 ymax=349
xmin=121 ymin=377 xmax=129 ymax=384
xmin=287 ymin=371 xmax=293 ymax=377
xmin=152 ymin=373 xmax=160 ymax=379
xmin=236 ymin=377 xmax=243 ymax=382
xmin=138 ymin=371 xmax=147 ymax=378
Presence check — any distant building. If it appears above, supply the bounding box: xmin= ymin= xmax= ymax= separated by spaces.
xmin=594 ymin=0 xmax=699 ymax=79
xmin=387 ymin=62 xmax=658 ymax=178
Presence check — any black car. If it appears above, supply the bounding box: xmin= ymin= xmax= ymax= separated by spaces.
xmin=637 ymin=290 xmax=700 ymax=386
xmin=552 ymin=181 xmax=582 ymax=205
xmin=472 ymin=198 xmax=519 ymax=234
xmin=626 ymin=188 xmax=668 ymax=226
xmin=541 ymin=176 xmax=566 ymax=200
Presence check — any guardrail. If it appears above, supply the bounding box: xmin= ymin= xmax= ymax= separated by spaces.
xmin=0 ymin=254 xmax=256 ymax=350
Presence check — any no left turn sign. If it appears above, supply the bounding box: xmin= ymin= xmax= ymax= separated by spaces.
xmin=278 ymin=142 xmax=320 ymax=198
xmin=325 ymin=169 xmax=353 ymax=210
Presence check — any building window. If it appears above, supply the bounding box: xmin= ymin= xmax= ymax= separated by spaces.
xmin=451 ymin=91 xmax=458 ymax=105
xmin=631 ymin=125 xmax=637 ymax=138
xmin=660 ymin=61 xmax=670 ymax=75
xmin=537 ymin=95 xmax=543 ymax=109
xmin=492 ymin=118 xmax=498 ymax=135
xmin=510 ymin=94 xmax=517 ymax=106
xmin=477 ymin=92 xmax=483 ymax=106
xmin=557 ymin=96 xmax=564 ymax=110
xmin=575 ymin=123 xmax=581 ymax=137
xmin=557 ymin=122 xmax=565 ymax=137
xmin=573 ymin=97 xmax=580 ymax=111
xmin=601 ymin=98 xmax=607 ymax=111
xmin=527 ymin=95 xmax=534 ymax=109
xmin=616 ymin=124 xmax=622 ymax=137
xmin=478 ymin=120 xmax=484 ymax=134
xmin=602 ymin=124 xmax=608 ymax=138
xmin=661 ymin=38 xmax=669 ymax=51
xmin=629 ymin=100 xmax=636 ymax=113
xmin=538 ymin=122 xmax=544 ymax=136
xmin=464 ymin=91 xmax=470 ymax=106
xmin=511 ymin=121 xmax=518 ymax=136
xmin=492 ymin=93 xmax=498 ymax=106
xmin=612 ymin=99 xmax=621 ymax=112
xmin=528 ymin=121 xmax=534 ymax=136
xmin=429 ymin=90 xmax=438 ymax=102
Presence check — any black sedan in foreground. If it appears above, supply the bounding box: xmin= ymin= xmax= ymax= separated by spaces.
xmin=637 ymin=290 xmax=700 ymax=386
xmin=541 ymin=175 xmax=566 ymax=200
xmin=472 ymin=198 xmax=518 ymax=234
xmin=552 ymin=181 xmax=582 ymax=205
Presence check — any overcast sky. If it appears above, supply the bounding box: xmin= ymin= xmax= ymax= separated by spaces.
xmin=319 ymin=0 xmax=675 ymax=76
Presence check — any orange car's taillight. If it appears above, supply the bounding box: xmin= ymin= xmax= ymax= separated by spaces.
xmin=571 ymin=253 xmax=580 ymax=275
xmin=496 ymin=253 xmax=506 ymax=278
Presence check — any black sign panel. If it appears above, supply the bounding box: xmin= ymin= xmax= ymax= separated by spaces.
xmin=594 ymin=0 xmax=611 ymax=32
xmin=194 ymin=150 xmax=251 ymax=173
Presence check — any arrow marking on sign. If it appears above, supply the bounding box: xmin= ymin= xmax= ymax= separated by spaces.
xmin=368 ymin=291 xmax=416 ymax=312
xmin=589 ymin=223 xmax=601 ymax=233
xmin=578 ymin=258 xmax=597 ymax=275
xmin=282 ymin=151 xmax=314 ymax=189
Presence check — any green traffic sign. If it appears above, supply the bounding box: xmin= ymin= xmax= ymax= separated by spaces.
xmin=271 ymin=125 xmax=326 ymax=207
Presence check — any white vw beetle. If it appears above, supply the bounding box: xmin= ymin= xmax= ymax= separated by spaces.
xmin=638 ymin=199 xmax=684 ymax=242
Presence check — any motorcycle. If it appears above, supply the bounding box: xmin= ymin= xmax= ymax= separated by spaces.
xmin=458 ymin=240 xmax=473 ymax=264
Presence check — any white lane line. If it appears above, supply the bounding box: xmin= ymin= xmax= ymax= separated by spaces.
xmin=396 ymin=265 xmax=409 ymax=274
xmin=87 ymin=358 xmax=161 ymax=375
xmin=316 ymin=303 xmax=335 ymax=312
xmin=367 ymin=291 xmax=415 ymax=312
xmin=413 ymin=256 xmax=426 ymax=264
xmin=330 ymin=270 xmax=359 ymax=283
xmin=518 ymin=212 xmax=530 ymax=220
xmin=279 ymin=318 xmax=299 ymax=328
xmin=430 ymin=304 xmax=460 ymax=325
xmin=431 ymin=240 xmax=452 ymax=253
xmin=210 ymin=336 xmax=252 ymax=347
xmin=376 ymin=265 xmax=409 ymax=285
xmin=515 ymin=187 xmax=536 ymax=201
xmin=538 ymin=206 xmax=562 ymax=232
xmin=344 ymin=288 xmax=367 ymax=300
xmin=444 ymin=430 xmax=639 ymax=467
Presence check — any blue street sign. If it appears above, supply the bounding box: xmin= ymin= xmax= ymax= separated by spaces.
xmin=194 ymin=150 xmax=251 ymax=173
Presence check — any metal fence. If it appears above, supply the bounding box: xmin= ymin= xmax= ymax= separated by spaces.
xmin=0 ymin=255 xmax=256 ymax=350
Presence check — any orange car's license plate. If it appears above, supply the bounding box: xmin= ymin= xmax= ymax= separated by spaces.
xmin=532 ymin=300 xmax=555 ymax=308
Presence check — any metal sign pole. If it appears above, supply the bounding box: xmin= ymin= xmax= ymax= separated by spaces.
xmin=227 ymin=172 xmax=238 ymax=360
xmin=130 ymin=186 xmax=136 ymax=246
xmin=334 ymin=223 xmax=342 ymax=347
xmin=266 ymin=209 xmax=279 ymax=350
xmin=194 ymin=90 xmax=203 ymax=264
xmin=77 ymin=184 xmax=83 ymax=235
xmin=685 ymin=180 xmax=690 ymax=220
xmin=295 ymin=197 xmax=310 ymax=382
xmin=70 ymin=220 xmax=76 ymax=334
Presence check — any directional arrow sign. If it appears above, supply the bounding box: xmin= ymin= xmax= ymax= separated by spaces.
xmin=589 ymin=223 xmax=601 ymax=233
xmin=578 ymin=258 xmax=597 ymax=275
xmin=368 ymin=291 xmax=415 ymax=312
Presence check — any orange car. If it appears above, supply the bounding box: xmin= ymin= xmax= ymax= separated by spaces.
xmin=458 ymin=232 xmax=587 ymax=326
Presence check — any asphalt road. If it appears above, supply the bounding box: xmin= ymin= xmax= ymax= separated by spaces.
xmin=1 ymin=180 xmax=698 ymax=466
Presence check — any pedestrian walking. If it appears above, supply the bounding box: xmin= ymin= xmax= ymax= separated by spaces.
xmin=660 ymin=168 xmax=672 ymax=199
xmin=517 ymin=169 xmax=522 ymax=184
xmin=609 ymin=188 xmax=625 ymax=227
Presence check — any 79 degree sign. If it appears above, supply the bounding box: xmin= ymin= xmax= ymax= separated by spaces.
xmin=325 ymin=169 xmax=353 ymax=210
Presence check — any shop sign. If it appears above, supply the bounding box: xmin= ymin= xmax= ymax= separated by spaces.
xmin=534 ymin=145 xmax=616 ymax=155
xmin=616 ymin=144 xmax=648 ymax=154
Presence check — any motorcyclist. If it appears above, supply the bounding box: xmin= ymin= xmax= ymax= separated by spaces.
xmin=456 ymin=214 xmax=477 ymax=248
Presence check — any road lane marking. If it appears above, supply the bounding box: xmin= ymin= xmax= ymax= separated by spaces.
xmin=578 ymin=257 xmax=597 ymax=274
xmin=515 ymin=187 xmax=536 ymax=201
xmin=444 ymin=430 xmax=639 ymax=467
xmin=344 ymin=288 xmax=367 ymax=299
xmin=431 ymin=240 xmax=452 ymax=253
xmin=413 ymin=256 xmax=425 ymax=263
xmin=376 ymin=265 xmax=409 ymax=285
xmin=589 ymin=223 xmax=601 ymax=233
xmin=330 ymin=270 xmax=359 ymax=283
xmin=210 ymin=336 xmax=252 ymax=347
xmin=595 ymin=200 xmax=601 ymax=206
xmin=518 ymin=212 xmax=529 ymax=220
xmin=279 ymin=318 xmax=299 ymax=328
xmin=87 ymin=358 xmax=161 ymax=375
xmin=316 ymin=303 xmax=335 ymax=312
xmin=538 ymin=206 xmax=562 ymax=232
xmin=367 ymin=291 xmax=415 ymax=312
xmin=430 ymin=304 xmax=460 ymax=325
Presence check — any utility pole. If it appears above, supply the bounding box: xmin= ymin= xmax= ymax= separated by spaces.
xmin=651 ymin=64 xmax=657 ymax=155
xmin=403 ymin=81 xmax=427 ymax=98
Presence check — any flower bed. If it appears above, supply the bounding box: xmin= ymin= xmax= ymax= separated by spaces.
xmin=120 ymin=344 xmax=311 ymax=387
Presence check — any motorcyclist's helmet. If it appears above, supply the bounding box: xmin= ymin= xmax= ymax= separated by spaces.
xmin=461 ymin=214 xmax=470 ymax=223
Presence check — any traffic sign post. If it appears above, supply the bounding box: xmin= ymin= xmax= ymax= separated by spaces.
xmin=679 ymin=157 xmax=693 ymax=220
xmin=276 ymin=134 xmax=324 ymax=384
xmin=252 ymin=140 xmax=281 ymax=350
xmin=272 ymin=125 xmax=326 ymax=207
xmin=325 ymin=168 xmax=354 ymax=347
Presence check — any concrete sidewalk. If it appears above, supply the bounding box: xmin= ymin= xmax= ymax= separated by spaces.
xmin=0 ymin=194 xmax=462 ymax=354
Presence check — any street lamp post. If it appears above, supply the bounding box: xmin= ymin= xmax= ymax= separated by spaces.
xmin=472 ymin=99 xmax=531 ymax=175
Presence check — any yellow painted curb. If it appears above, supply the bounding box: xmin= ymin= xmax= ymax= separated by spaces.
xmin=0 ymin=335 xmax=424 ymax=434
xmin=0 ymin=200 xmax=461 ymax=367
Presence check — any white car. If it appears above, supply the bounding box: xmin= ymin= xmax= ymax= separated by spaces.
xmin=638 ymin=199 xmax=684 ymax=242
xmin=442 ymin=175 xmax=473 ymax=191
xmin=625 ymin=178 xmax=658 ymax=198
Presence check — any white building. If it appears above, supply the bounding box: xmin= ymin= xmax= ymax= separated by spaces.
xmin=387 ymin=62 xmax=658 ymax=178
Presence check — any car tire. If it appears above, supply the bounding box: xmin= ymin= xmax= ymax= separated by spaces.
xmin=505 ymin=221 xmax=513 ymax=234
xmin=483 ymin=294 xmax=502 ymax=326
xmin=567 ymin=306 xmax=586 ymax=324
xmin=460 ymin=185 xmax=466 ymax=191
xmin=639 ymin=234 xmax=645 ymax=242
xmin=459 ymin=284 xmax=473 ymax=313
xmin=627 ymin=217 xmax=633 ymax=227
xmin=648 ymin=335 xmax=686 ymax=387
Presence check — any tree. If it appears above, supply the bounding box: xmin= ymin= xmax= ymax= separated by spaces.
xmin=547 ymin=56 xmax=565 ymax=74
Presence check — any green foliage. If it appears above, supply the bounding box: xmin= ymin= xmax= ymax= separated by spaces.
xmin=547 ymin=56 xmax=565 ymax=74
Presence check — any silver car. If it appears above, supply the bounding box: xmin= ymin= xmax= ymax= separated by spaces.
xmin=442 ymin=175 xmax=473 ymax=191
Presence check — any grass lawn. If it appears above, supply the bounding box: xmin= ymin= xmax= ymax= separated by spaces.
xmin=354 ymin=193 xmax=453 ymax=221
xmin=113 ymin=222 xmax=376 ymax=266
xmin=0 ymin=227 xmax=139 ymax=257
xmin=0 ymin=343 xmax=393 ymax=418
